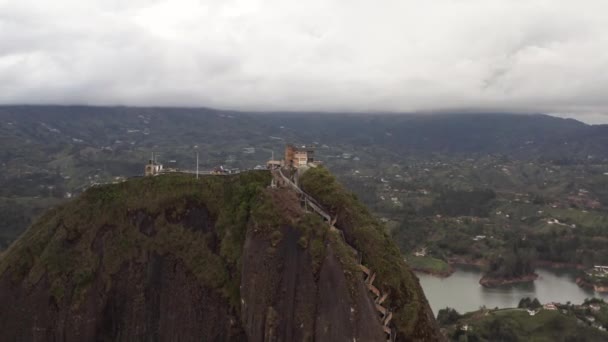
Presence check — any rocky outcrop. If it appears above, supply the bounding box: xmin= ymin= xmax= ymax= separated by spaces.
xmin=0 ymin=173 xmax=263 ymax=341
xmin=241 ymin=225 xmax=385 ymax=342
xmin=298 ymin=166 xmax=444 ymax=341
xmin=275 ymin=168 xmax=399 ymax=340
xmin=0 ymin=171 xmax=442 ymax=341
xmin=0 ymin=253 xmax=244 ymax=341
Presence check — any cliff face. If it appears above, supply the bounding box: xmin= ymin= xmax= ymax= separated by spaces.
xmin=240 ymin=189 xmax=386 ymax=342
xmin=299 ymin=167 xmax=443 ymax=341
xmin=0 ymin=171 xmax=441 ymax=341
xmin=0 ymin=253 xmax=244 ymax=341
xmin=0 ymin=173 xmax=263 ymax=341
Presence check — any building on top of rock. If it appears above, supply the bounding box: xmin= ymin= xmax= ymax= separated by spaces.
xmin=284 ymin=144 xmax=318 ymax=168
xmin=145 ymin=158 xmax=163 ymax=176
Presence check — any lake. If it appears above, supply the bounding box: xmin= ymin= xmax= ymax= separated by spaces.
xmin=417 ymin=265 xmax=608 ymax=314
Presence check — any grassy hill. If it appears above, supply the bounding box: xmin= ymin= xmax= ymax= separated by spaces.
xmin=440 ymin=301 xmax=608 ymax=341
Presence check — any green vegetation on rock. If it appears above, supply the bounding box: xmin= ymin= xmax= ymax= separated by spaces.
xmin=299 ymin=166 xmax=438 ymax=338
xmin=294 ymin=213 xmax=328 ymax=274
xmin=0 ymin=171 xmax=271 ymax=309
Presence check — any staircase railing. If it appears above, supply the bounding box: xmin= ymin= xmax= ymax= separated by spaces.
xmin=273 ymin=168 xmax=396 ymax=342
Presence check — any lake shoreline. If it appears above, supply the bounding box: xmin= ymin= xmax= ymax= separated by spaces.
xmin=535 ymin=260 xmax=586 ymax=270
xmin=411 ymin=265 xmax=454 ymax=278
xmin=479 ymin=273 xmax=539 ymax=287
xmin=447 ymin=257 xmax=487 ymax=267
xmin=576 ymin=277 xmax=608 ymax=293
xmin=416 ymin=265 xmax=608 ymax=314
xmin=416 ymin=257 xmax=586 ymax=281
xmin=407 ymin=255 xmax=454 ymax=277
xmin=416 ymin=256 xmax=596 ymax=289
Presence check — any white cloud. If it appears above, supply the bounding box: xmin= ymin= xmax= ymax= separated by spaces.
xmin=1 ymin=0 xmax=607 ymax=122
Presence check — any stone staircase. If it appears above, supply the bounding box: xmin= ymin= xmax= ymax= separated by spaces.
xmin=273 ymin=169 xmax=396 ymax=342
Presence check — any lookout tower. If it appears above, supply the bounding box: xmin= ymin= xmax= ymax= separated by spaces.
xmin=284 ymin=144 xmax=315 ymax=168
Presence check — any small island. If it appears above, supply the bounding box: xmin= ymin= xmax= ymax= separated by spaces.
xmin=407 ymin=246 xmax=540 ymax=286
xmin=479 ymin=249 xmax=538 ymax=287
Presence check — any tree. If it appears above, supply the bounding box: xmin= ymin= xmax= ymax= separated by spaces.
xmin=518 ymin=297 xmax=541 ymax=309
xmin=530 ymin=298 xmax=541 ymax=309
xmin=518 ymin=297 xmax=532 ymax=308
xmin=486 ymin=318 xmax=518 ymax=342
xmin=437 ymin=307 xmax=462 ymax=325
xmin=485 ymin=245 xmax=536 ymax=279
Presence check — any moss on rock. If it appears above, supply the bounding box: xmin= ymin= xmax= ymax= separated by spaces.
xmin=0 ymin=171 xmax=271 ymax=309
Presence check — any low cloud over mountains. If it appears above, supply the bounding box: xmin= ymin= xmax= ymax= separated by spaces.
xmin=1 ymin=0 xmax=608 ymax=122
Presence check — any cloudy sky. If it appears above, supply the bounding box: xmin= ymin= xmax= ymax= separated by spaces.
xmin=1 ymin=0 xmax=607 ymax=123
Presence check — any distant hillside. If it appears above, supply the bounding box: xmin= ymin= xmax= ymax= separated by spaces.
xmin=260 ymin=112 xmax=608 ymax=160
xmin=0 ymin=171 xmax=442 ymax=341
xmin=1 ymin=106 xmax=607 ymax=163
xmin=1 ymin=105 xmax=606 ymax=251
xmin=438 ymin=301 xmax=608 ymax=341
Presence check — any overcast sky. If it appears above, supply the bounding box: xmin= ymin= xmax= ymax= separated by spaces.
xmin=1 ymin=0 xmax=608 ymax=123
